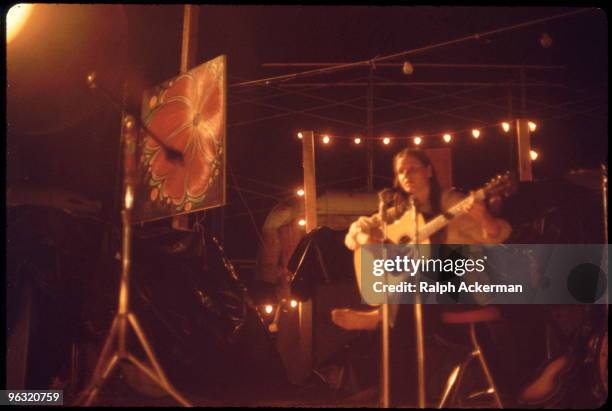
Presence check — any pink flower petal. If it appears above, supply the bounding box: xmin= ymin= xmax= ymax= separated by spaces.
xmin=146 ymin=100 xmax=191 ymax=147
xmin=150 ymin=127 xmax=193 ymax=178
xmin=161 ymin=163 xmax=187 ymax=204
xmin=185 ymin=135 xmax=212 ymax=198
xmin=161 ymin=75 xmax=193 ymax=103
xmin=200 ymin=85 xmax=221 ymax=121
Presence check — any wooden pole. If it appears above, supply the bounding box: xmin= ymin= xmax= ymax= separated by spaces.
xmin=173 ymin=5 xmax=200 ymax=231
xmin=180 ymin=5 xmax=199 ymax=73
xmin=303 ymin=130 xmax=318 ymax=233
xmin=515 ymin=118 xmax=533 ymax=181
xmin=298 ymin=130 xmax=317 ymax=383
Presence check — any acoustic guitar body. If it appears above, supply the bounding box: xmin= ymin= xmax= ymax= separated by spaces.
xmin=353 ymin=209 xmax=429 ymax=298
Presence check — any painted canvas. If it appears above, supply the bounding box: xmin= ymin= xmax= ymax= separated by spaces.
xmin=134 ymin=55 xmax=226 ymax=222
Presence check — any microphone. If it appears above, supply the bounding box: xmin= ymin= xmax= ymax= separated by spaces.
xmin=86 ymin=71 xmax=184 ymax=164
xmin=409 ymin=194 xmax=416 ymax=210
xmin=379 ymin=187 xmax=406 ymax=223
xmin=378 ymin=187 xmax=397 ymax=204
xmin=378 ymin=188 xmax=395 ymax=223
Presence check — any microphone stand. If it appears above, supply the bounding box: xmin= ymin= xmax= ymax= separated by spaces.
xmin=410 ymin=196 xmax=426 ymax=409
xmin=379 ymin=195 xmax=391 ymax=408
xmin=85 ymin=72 xmax=184 ymax=164
xmin=602 ymin=164 xmax=608 ymax=245
xmin=601 ymin=164 xmax=608 ymax=311
xmin=74 ymin=74 xmax=191 ymax=406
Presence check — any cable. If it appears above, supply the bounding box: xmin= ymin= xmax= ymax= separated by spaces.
xmin=229 ymin=165 xmax=265 ymax=245
xmin=228 ymin=94 xmax=365 ymax=129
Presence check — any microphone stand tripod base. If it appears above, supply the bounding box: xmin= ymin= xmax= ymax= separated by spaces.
xmin=74 ymin=311 xmax=192 ymax=407
xmin=74 ymin=113 xmax=191 ymax=407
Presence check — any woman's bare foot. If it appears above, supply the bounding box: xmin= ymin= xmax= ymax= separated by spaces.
xmin=331 ymin=307 xmax=382 ymax=330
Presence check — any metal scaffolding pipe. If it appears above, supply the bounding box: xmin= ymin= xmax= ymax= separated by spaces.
xmin=263 ymin=62 xmax=566 ymax=70
xmin=273 ymin=81 xmax=570 ymax=88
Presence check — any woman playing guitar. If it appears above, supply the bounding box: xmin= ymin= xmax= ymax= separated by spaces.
xmin=338 ymin=148 xmax=512 ymax=330
xmin=334 ymin=148 xmax=513 ymax=407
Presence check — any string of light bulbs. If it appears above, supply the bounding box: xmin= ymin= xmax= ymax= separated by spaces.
xmin=296 ymin=119 xmax=538 ymax=146
xmin=293 ymin=119 xmax=540 ymax=228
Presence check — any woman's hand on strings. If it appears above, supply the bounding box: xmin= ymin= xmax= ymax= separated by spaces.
xmin=345 ymin=216 xmax=384 ymax=250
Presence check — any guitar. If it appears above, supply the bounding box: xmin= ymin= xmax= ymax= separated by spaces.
xmin=353 ymin=172 xmax=516 ymax=292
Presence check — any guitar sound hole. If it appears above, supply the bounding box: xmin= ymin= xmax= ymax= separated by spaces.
xmin=399 ymin=235 xmax=412 ymax=244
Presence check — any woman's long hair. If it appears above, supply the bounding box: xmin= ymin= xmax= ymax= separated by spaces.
xmin=389 ymin=148 xmax=443 ymax=217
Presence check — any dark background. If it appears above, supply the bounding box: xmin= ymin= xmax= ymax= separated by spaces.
xmin=7 ymin=5 xmax=608 ymax=262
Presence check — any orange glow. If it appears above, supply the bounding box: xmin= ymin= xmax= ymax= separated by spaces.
xmin=322 ymin=135 xmax=330 ymax=144
xmin=501 ymin=122 xmax=510 ymax=133
xmin=296 ymin=188 xmax=305 ymax=197
xmin=530 ymin=150 xmax=539 ymax=161
xmin=443 ymin=133 xmax=452 ymax=143
xmin=264 ymin=305 xmax=274 ymax=314
xmin=528 ymin=121 xmax=537 ymax=132
xmin=297 ymin=132 xmax=303 ymax=139
xmin=382 ymin=137 xmax=391 ymax=145
xmin=354 ymin=137 xmax=361 ymax=145
xmin=472 ymin=129 xmax=481 ymax=139
xmin=6 ymin=4 xmax=33 ymax=44
xmin=290 ymin=300 xmax=298 ymax=308
xmin=298 ymin=219 xmax=306 ymax=227
xmin=413 ymin=136 xmax=422 ymax=146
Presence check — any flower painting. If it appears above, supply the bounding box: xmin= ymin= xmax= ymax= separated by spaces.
xmin=135 ymin=55 xmax=226 ymax=222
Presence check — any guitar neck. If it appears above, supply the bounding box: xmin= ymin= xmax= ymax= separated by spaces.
xmin=417 ymin=190 xmax=485 ymax=240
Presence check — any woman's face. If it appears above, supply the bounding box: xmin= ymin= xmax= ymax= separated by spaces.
xmin=395 ymin=155 xmax=432 ymax=195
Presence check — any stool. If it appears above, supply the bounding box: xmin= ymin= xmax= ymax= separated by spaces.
xmin=438 ymin=306 xmax=503 ymax=409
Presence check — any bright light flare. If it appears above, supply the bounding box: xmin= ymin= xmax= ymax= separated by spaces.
xmin=321 ymin=135 xmax=330 ymax=144
xmin=413 ymin=136 xmax=422 ymax=146
xmin=290 ymin=300 xmax=298 ymax=308
xmin=382 ymin=137 xmax=391 ymax=145
xmin=297 ymin=132 xmax=303 ymax=139
xmin=443 ymin=133 xmax=452 ymax=143
xmin=472 ymin=129 xmax=481 ymax=139
xmin=6 ymin=4 xmax=33 ymax=44
xmin=354 ymin=137 xmax=361 ymax=145
xmin=298 ymin=219 xmax=306 ymax=227
xmin=530 ymin=150 xmax=539 ymax=161
xmin=296 ymin=188 xmax=305 ymax=197
xmin=264 ymin=305 xmax=274 ymax=315
xmin=86 ymin=72 xmax=97 ymax=89
xmin=528 ymin=121 xmax=537 ymax=132
xmin=501 ymin=122 xmax=510 ymax=133
xmin=124 ymin=186 xmax=134 ymax=210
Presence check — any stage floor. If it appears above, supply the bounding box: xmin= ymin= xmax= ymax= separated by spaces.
xmin=72 ymin=376 xmax=502 ymax=407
